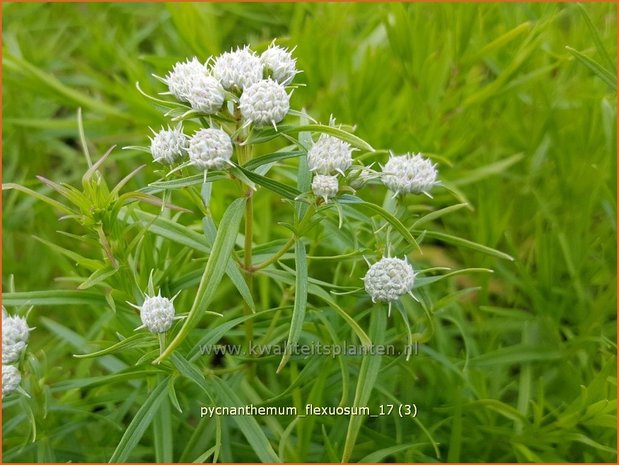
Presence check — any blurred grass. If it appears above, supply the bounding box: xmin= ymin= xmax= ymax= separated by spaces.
xmin=2 ymin=2 xmax=616 ymax=462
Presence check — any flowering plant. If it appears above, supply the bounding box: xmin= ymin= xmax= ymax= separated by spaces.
xmin=4 ymin=41 xmax=513 ymax=462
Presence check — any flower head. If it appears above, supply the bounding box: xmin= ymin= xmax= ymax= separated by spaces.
xmin=363 ymin=257 xmax=415 ymax=303
xmin=261 ymin=44 xmax=298 ymax=85
xmin=381 ymin=153 xmax=438 ymax=196
xmin=2 ymin=312 xmax=30 ymax=364
xmin=186 ymin=74 xmax=225 ymax=114
xmin=307 ymin=134 xmax=353 ymax=175
xmin=164 ymin=57 xmax=207 ymax=102
xmin=311 ymin=174 xmax=339 ymax=202
xmin=239 ymin=79 xmax=290 ymax=126
xmin=137 ymin=294 xmax=176 ymax=334
xmin=212 ymin=47 xmax=263 ymax=91
xmin=2 ymin=364 xmax=21 ymax=397
xmin=150 ymin=126 xmax=188 ymax=164
xmin=188 ymin=128 xmax=233 ymax=171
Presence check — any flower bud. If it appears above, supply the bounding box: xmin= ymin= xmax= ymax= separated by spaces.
xmin=363 ymin=257 xmax=415 ymax=303
xmin=240 ymin=79 xmax=290 ymax=126
xmin=381 ymin=153 xmax=438 ymax=195
xmin=188 ymin=128 xmax=233 ymax=171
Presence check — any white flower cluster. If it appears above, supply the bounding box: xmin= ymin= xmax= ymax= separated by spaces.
xmin=381 ymin=153 xmax=439 ymax=196
xmin=188 ymin=128 xmax=233 ymax=170
xmin=311 ymin=174 xmax=339 ymax=202
xmin=2 ymin=365 xmax=21 ymax=398
xmin=363 ymin=257 xmax=415 ymax=303
xmin=149 ymin=125 xmax=188 ymax=164
xmin=240 ymin=79 xmax=290 ymax=126
xmin=2 ymin=308 xmax=31 ymax=397
xmin=147 ymin=43 xmax=298 ymax=170
xmin=130 ymin=293 xmax=177 ymax=334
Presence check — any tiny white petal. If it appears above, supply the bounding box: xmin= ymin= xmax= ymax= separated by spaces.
xmin=150 ymin=126 xmax=188 ymax=164
xmin=188 ymin=128 xmax=233 ymax=171
xmin=311 ymin=174 xmax=339 ymax=201
xmin=381 ymin=153 xmax=438 ymax=195
xmin=363 ymin=257 xmax=415 ymax=303
xmin=307 ymin=134 xmax=353 ymax=175
xmin=2 ymin=365 xmax=21 ymax=397
xmin=239 ymin=79 xmax=290 ymax=126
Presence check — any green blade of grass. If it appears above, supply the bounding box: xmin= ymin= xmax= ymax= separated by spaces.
xmin=341 ymin=309 xmax=387 ymax=462
xmin=236 ymin=165 xmax=301 ymax=201
xmin=341 ymin=194 xmax=420 ymax=251
xmin=4 ymin=53 xmax=127 ymax=120
xmin=171 ymin=354 xmax=280 ymax=462
xmin=108 ymin=378 xmax=170 ymax=463
xmin=576 ymin=3 xmax=615 ymax=72
xmin=277 ymin=240 xmax=308 ymax=373
xmin=155 ymin=197 xmax=246 ymax=363
xmin=566 ymin=46 xmax=617 ymax=91
xmin=73 ymin=333 xmax=151 ymax=359
xmin=414 ymin=230 xmax=514 ymax=261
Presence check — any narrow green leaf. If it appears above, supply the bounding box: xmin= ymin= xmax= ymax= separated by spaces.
xmin=108 ymin=379 xmax=170 ymax=462
xmin=566 ymin=46 xmax=617 ymax=91
xmin=203 ymin=216 xmax=255 ymax=312
xmin=292 ymin=124 xmax=374 ymax=151
xmin=74 ymin=333 xmax=151 ymax=359
xmin=4 ymin=290 xmax=114 ymax=308
xmin=2 ymin=183 xmax=74 ymax=215
xmin=210 ymin=377 xmax=281 ymax=462
xmin=33 ymin=236 xmax=102 ymax=271
xmin=576 ymin=3 xmax=615 ymax=72
xmin=243 ymin=150 xmax=304 ymax=171
xmin=119 ymin=208 xmax=210 ymax=253
xmin=411 ymin=203 xmax=468 ymax=229
xmin=77 ymin=266 xmax=119 ymax=290
xmin=414 ymin=230 xmax=514 ymax=261
xmin=155 ymin=198 xmax=246 ymax=363
xmin=341 ymin=195 xmax=420 ymax=251
xmin=4 ymin=53 xmax=127 ymax=120
xmin=342 ymin=310 xmax=387 ymax=462
xmin=171 ymin=354 xmax=280 ymax=462
xmin=277 ymin=241 xmax=308 ymax=373
xmin=359 ymin=444 xmax=420 ymax=462
xmin=153 ymin=377 xmax=174 ymax=462
xmin=236 ymin=165 xmax=301 ymax=201
xmin=142 ymin=172 xmax=227 ymax=193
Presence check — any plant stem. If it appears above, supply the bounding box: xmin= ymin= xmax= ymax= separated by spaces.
xmin=253 ymin=204 xmax=316 ymax=271
xmin=236 ymin=142 xmax=255 ymax=350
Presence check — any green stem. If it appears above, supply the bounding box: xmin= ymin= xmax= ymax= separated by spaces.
xmin=236 ymin=141 xmax=255 ymax=352
xmin=253 ymin=204 xmax=316 ymax=271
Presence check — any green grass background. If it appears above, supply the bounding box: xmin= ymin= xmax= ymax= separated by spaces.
xmin=2 ymin=2 xmax=617 ymax=462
